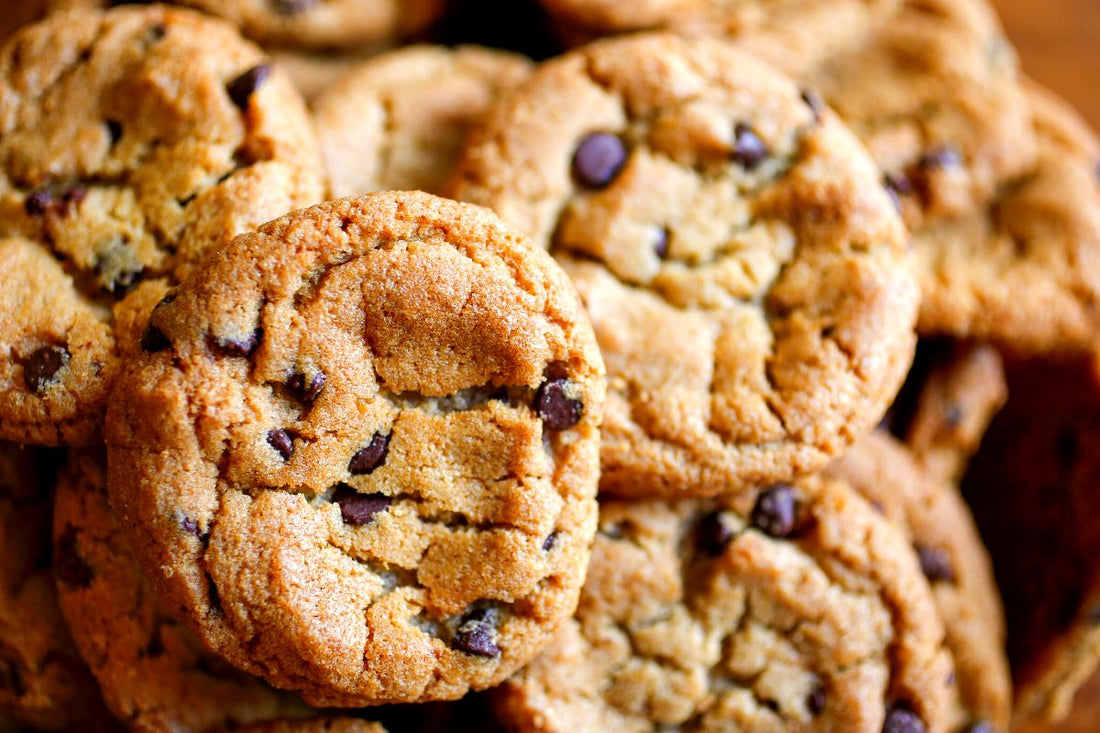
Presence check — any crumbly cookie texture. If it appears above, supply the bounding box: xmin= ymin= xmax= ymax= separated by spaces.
xmin=0 ymin=443 xmax=115 ymax=731
xmin=829 ymin=431 xmax=1011 ymax=733
xmin=0 ymin=6 xmax=324 ymax=446
xmin=52 ymin=449 xmax=330 ymax=732
xmin=315 ymin=45 xmax=532 ymax=199
xmin=496 ymin=475 xmax=953 ymax=732
xmin=914 ymin=82 xmax=1100 ymax=355
xmin=452 ymin=33 xmax=917 ymax=498
xmin=962 ymin=351 xmax=1100 ymax=726
xmin=806 ymin=0 xmax=1035 ymax=231
xmin=106 ymin=192 xmax=606 ymax=707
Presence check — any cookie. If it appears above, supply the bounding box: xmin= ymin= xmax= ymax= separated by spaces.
xmin=242 ymin=721 xmax=386 ymax=733
xmin=0 ymin=443 xmax=115 ymax=731
xmin=451 ymin=33 xmax=917 ymax=498
xmin=268 ymin=45 xmax=384 ymax=102
xmin=828 ymin=431 xmax=1011 ymax=733
xmin=105 ymin=192 xmax=606 ymax=706
xmin=913 ymin=82 xmax=1100 ymax=354
xmin=0 ymin=6 xmax=324 ymax=446
xmin=314 ymin=45 xmax=532 ymax=199
xmin=496 ymin=474 xmax=953 ymax=732
xmin=805 ymin=0 xmax=1035 ymax=230
xmin=961 ymin=351 xmax=1100 ymax=725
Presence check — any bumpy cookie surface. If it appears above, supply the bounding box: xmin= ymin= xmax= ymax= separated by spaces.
xmin=914 ymin=83 xmax=1100 ymax=354
xmin=829 ymin=431 xmax=1010 ymax=733
xmin=315 ymin=45 xmax=532 ymax=199
xmin=0 ymin=444 xmax=115 ymax=731
xmin=496 ymin=475 xmax=952 ymax=732
xmin=106 ymin=192 xmax=606 ymax=706
xmin=962 ymin=351 xmax=1100 ymax=725
xmin=452 ymin=33 xmax=917 ymax=498
xmin=805 ymin=0 xmax=1034 ymax=231
xmin=0 ymin=6 xmax=324 ymax=446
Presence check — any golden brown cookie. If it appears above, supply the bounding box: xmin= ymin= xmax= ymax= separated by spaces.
xmin=106 ymin=192 xmax=606 ymax=707
xmin=829 ymin=431 xmax=1011 ymax=733
xmin=0 ymin=6 xmax=324 ymax=446
xmin=452 ymin=33 xmax=917 ymax=498
xmin=496 ymin=475 xmax=953 ymax=732
xmin=314 ymin=45 xmax=532 ymax=199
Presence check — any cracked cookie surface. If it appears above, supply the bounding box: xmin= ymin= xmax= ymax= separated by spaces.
xmin=315 ymin=45 xmax=532 ymax=199
xmin=0 ymin=6 xmax=324 ymax=445
xmin=495 ymin=474 xmax=952 ymax=732
xmin=105 ymin=191 xmax=606 ymax=706
xmin=451 ymin=33 xmax=917 ymax=498
xmin=829 ymin=430 xmax=1010 ymax=733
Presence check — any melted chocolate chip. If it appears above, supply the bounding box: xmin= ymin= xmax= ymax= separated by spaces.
xmin=349 ymin=432 xmax=390 ymax=475
xmin=209 ymin=329 xmax=261 ymax=358
xmin=287 ymin=371 xmax=326 ymax=405
xmin=24 ymin=184 xmax=86 ymax=219
xmin=800 ymin=89 xmax=825 ymax=123
xmin=106 ymin=119 xmax=122 ymax=145
xmin=331 ymin=485 xmax=391 ymax=526
xmin=141 ymin=324 xmax=171 ymax=353
xmin=807 ymin=684 xmax=826 ymax=716
xmin=915 ymin=544 xmax=956 ymax=583
xmin=654 ymin=227 xmax=670 ymax=259
xmin=918 ymin=145 xmax=962 ymax=170
xmin=572 ymin=132 xmax=627 ymax=188
xmin=882 ymin=706 xmax=926 ymax=733
xmin=750 ymin=484 xmax=797 ymax=538
xmin=226 ymin=64 xmax=270 ymax=111
xmin=452 ymin=608 xmax=501 ymax=658
xmin=542 ymin=532 xmax=558 ymax=552
xmin=697 ymin=511 xmax=734 ymax=556
xmin=23 ymin=345 xmax=68 ymax=393
xmin=54 ymin=527 xmax=93 ymax=589
xmin=267 ymin=429 xmax=295 ymax=461
xmin=180 ymin=516 xmax=203 ymax=538
xmin=536 ymin=378 xmax=583 ymax=430
xmin=731 ymin=123 xmax=768 ymax=169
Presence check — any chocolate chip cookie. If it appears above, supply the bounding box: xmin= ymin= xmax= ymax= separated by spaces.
xmin=242 ymin=721 xmax=386 ymax=733
xmin=452 ymin=33 xmax=917 ymax=498
xmin=961 ymin=351 xmax=1100 ymax=725
xmin=496 ymin=475 xmax=953 ymax=732
xmin=829 ymin=431 xmax=1011 ymax=733
xmin=314 ymin=45 xmax=532 ymax=199
xmin=0 ymin=443 xmax=115 ymax=731
xmin=914 ymin=82 xmax=1100 ymax=354
xmin=105 ymin=192 xmax=606 ymax=706
xmin=0 ymin=6 xmax=324 ymax=446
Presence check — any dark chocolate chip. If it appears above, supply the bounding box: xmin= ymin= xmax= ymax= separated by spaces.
xmin=267 ymin=429 xmax=295 ymax=461
xmin=731 ymin=123 xmax=768 ymax=170
xmin=144 ymin=22 xmax=166 ymax=44
xmin=452 ymin=608 xmax=501 ymax=658
xmin=226 ymin=64 xmax=270 ymax=111
xmin=273 ymin=0 xmax=317 ymax=13
xmin=54 ymin=527 xmax=93 ymax=589
xmin=287 ymin=371 xmax=326 ymax=405
xmin=654 ymin=227 xmax=670 ymax=259
xmin=23 ymin=345 xmax=68 ymax=393
xmin=542 ymin=532 xmax=558 ymax=552
xmin=915 ymin=544 xmax=956 ymax=583
xmin=572 ymin=132 xmax=627 ymax=189
xmin=751 ymin=484 xmax=797 ymax=538
xmin=331 ymin=484 xmax=390 ymax=526
xmin=210 ymin=329 xmax=261 ymax=358
xmin=536 ymin=378 xmax=583 ymax=430
xmin=96 ymin=259 xmax=144 ymax=295
xmin=884 ymin=172 xmax=915 ymax=199
xmin=106 ymin=119 xmax=122 ymax=144
xmin=141 ymin=324 xmax=171 ymax=353
xmin=349 ymin=432 xmax=390 ymax=475
xmin=800 ymin=89 xmax=825 ymax=123
xmin=24 ymin=184 xmax=86 ymax=218
xmin=180 ymin=516 xmax=203 ymax=538
xmin=918 ymin=145 xmax=962 ymax=170
xmin=963 ymin=722 xmax=994 ymax=733
xmin=882 ymin=706 xmax=926 ymax=733
xmin=807 ymin=684 xmax=826 ymax=716
xmin=942 ymin=403 xmax=963 ymax=428
xmin=697 ymin=511 xmax=734 ymax=556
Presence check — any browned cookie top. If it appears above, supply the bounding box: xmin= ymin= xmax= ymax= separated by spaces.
xmin=106 ymin=192 xmax=606 ymax=706
xmin=452 ymin=33 xmax=917 ymax=498
xmin=0 ymin=6 xmax=323 ymax=446
xmin=829 ymin=431 xmax=1011 ymax=733
xmin=0 ymin=443 xmax=115 ymax=731
xmin=496 ymin=475 xmax=953 ymax=732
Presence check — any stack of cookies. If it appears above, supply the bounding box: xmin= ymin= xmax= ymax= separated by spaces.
xmin=0 ymin=2 xmax=1097 ymax=732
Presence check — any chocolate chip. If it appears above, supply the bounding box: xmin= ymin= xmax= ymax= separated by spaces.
xmin=572 ymin=132 xmax=627 ymax=188
xmin=287 ymin=371 xmax=326 ymax=405
xmin=24 ymin=184 xmax=86 ymax=218
xmin=963 ymin=722 xmax=994 ymax=733
xmin=542 ymin=532 xmax=558 ymax=552
xmin=751 ymin=484 xmax=797 ymax=538
xmin=349 ymin=432 xmax=390 ymax=475
xmin=653 ymin=227 xmax=670 ymax=259
xmin=918 ymin=145 xmax=962 ymax=169
xmin=273 ymin=0 xmax=316 ymax=13
xmin=915 ymin=544 xmax=955 ymax=583
xmin=800 ymin=89 xmax=825 ymax=123
xmin=884 ymin=172 xmax=914 ymax=201
xmin=452 ymin=608 xmax=501 ymax=658
xmin=267 ymin=429 xmax=295 ymax=461
xmin=23 ymin=345 xmax=68 ymax=393
xmin=106 ymin=119 xmax=122 ymax=145
xmin=226 ymin=64 xmax=270 ymax=111
xmin=331 ymin=484 xmax=390 ymax=526
xmin=142 ymin=628 xmax=165 ymax=659
xmin=536 ymin=378 xmax=582 ymax=430
xmin=54 ymin=527 xmax=93 ymax=589
xmin=731 ymin=123 xmax=768 ymax=170
xmin=96 ymin=259 xmax=144 ymax=295
xmin=807 ymin=684 xmax=826 ymax=716
xmin=882 ymin=706 xmax=926 ymax=733
xmin=180 ymin=516 xmax=203 ymax=537
xmin=144 ymin=22 xmax=166 ymax=44
xmin=141 ymin=324 xmax=171 ymax=352
xmin=942 ymin=403 xmax=962 ymax=428
xmin=697 ymin=511 xmax=734 ymax=556
xmin=210 ymin=329 xmax=261 ymax=358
